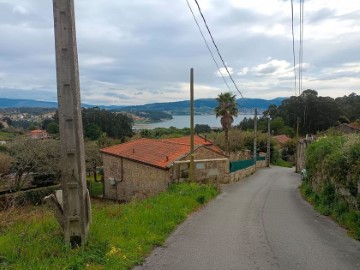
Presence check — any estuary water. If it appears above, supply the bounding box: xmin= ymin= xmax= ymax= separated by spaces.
xmin=133 ymin=114 xmax=251 ymax=129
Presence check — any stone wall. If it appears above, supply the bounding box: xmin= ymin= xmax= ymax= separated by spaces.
xmin=229 ymin=150 xmax=252 ymax=161
xmin=103 ymin=154 xmax=170 ymax=201
xmin=185 ymin=146 xmax=227 ymax=160
xmin=256 ymin=160 xmax=267 ymax=168
xmin=173 ymin=158 xmax=230 ymax=185
xmin=173 ymin=146 xmax=230 ymax=185
xmin=296 ymin=138 xmax=314 ymax=173
xmin=229 ymin=165 xmax=256 ymax=183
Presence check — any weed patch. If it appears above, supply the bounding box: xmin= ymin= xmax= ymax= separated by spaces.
xmin=300 ymin=181 xmax=360 ymax=240
xmin=0 ymin=182 xmax=218 ymax=269
xmin=272 ymin=159 xmax=293 ymax=168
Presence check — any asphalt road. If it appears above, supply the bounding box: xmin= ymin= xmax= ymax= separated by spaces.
xmin=134 ymin=166 xmax=360 ymax=270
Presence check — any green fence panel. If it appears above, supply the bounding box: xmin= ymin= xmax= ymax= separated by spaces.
xmin=256 ymin=156 xmax=266 ymax=161
xmin=230 ymin=159 xmax=255 ymax=173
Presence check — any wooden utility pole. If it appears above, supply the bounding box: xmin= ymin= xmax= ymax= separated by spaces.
xmin=53 ymin=0 xmax=90 ymax=246
xmin=253 ymin=109 xmax=258 ymax=163
xmin=189 ymin=68 xmax=195 ymax=182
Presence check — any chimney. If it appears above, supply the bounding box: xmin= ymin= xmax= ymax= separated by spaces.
xmin=166 ymin=155 xmax=169 ymax=161
xmin=132 ymin=148 xmax=135 ymax=154
xmin=204 ymin=134 xmax=207 ymax=142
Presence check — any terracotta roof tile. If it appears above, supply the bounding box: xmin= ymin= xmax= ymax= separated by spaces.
xmin=347 ymin=123 xmax=360 ymax=130
xmin=161 ymin=135 xmax=223 ymax=153
xmin=101 ymin=138 xmax=190 ymax=169
xmin=273 ymin=134 xmax=290 ymax=145
xmin=30 ymin=129 xmax=47 ymax=134
xmin=100 ymin=135 xmax=223 ymax=169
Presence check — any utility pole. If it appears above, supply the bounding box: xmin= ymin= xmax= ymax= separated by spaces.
xmin=53 ymin=0 xmax=90 ymax=246
xmin=253 ymin=109 xmax=257 ymax=164
xmin=267 ymin=115 xmax=271 ymax=167
xmin=189 ymin=68 xmax=195 ymax=182
xmin=296 ymin=117 xmax=300 ymax=139
xmin=295 ymin=117 xmax=300 ymax=172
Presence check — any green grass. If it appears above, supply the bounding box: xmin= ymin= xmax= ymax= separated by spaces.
xmin=89 ymin=181 xmax=103 ymax=197
xmin=0 ymin=131 xmax=16 ymax=141
xmin=86 ymin=174 xmax=103 ymax=197
xmin=272 ymin=159 xmax=293 ymax=168
xmin=0 ymin=183 xmax=218 ymax=269
xmin=300 ymin=181 xmax=360 ymax=240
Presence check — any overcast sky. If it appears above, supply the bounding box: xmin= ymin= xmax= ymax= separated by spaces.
xmin=0 ymin=0 xmax=359 ymax=106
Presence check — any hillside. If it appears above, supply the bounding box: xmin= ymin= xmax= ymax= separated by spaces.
xmin=116 ymin=98 xmax=284 ymax=115
xmin=0 ymin=98 xmax=58 ymax=108
xmin=0 ymin=98 xmax=123 ymax=110
xmin=0 ymin=97 xmax=284 ymax=115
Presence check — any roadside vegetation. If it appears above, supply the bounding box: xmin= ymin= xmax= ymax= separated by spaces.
xmin=300 ymin=134 xmax=360 ymax=240
xmin=300 ymin=181 xmax=360 ymax=240
xmin=0 ymin=183 xmax=218 ymax=269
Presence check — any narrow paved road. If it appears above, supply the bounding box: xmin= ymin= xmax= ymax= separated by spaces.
xmin=134 ymin=167 xmax=360 ymax=270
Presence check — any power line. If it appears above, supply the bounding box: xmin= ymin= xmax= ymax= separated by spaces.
xmin=290 ymin=0 xmax=297 ymax=96
xmin=185 ymin=0 xmax=232 ymax=93
xmin=299 ymin=0 xmax=305 ymax=95
xmin=192 ymin=0 xmax=251 ymax=108
xmin=301 ymin=0 xmax=305 ymax=94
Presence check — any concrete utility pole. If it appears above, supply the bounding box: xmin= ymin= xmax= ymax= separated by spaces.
xmin=267 ymin=115 xmax=271 ymax=167
xmin=52 ymin=0 xmax=90 ymax=246
xmin=253 ymin=109 xmax=258 ymax=164
xmin=189 ymin=68 xmax=195 ymax=182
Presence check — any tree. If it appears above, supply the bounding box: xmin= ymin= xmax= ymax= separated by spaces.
xmin=214 ymin=92 xmax=238 ymax=154
xmin=82 ymin=108 xmax=133 ymax=140
xmin=0 ymin=152 xmax=13 ymax=178
xmin=84 ymin=123 xmax=102 ymax=140
xmin=28 ymin=123 xmax=38 ymax=131
xmin=85 ymin=141 xmax=102 ymax=182
xmin=97 ymin=133 xmax=119 ymax=149
xmin=267 ymin=89 xmax=343 ymax=135
xmin=46 ymin=122 xmax=59 ymax=134
xmin=9 ymin=137 xmax=60 ymax=190
xmin=3 ymin=117 xmax=12 ymax=126
xmin=195 ymin=124 xmax=211 ymax=134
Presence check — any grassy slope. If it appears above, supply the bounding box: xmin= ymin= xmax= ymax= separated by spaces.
xmin=0 ymin=131 xmax=16 ymax=141
xmin=0 ymin=183 xmax=218 ymax=270
xmin=300 ymin=181 xmax=360 ymax=240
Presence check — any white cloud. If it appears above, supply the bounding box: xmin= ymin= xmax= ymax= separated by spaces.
xmin=216 ymin=67 xmax=233 ymax=77
xmin=238 ymin=67 xmax=249 ymax=76
xmin=12 ymin=5 xmax=29 ymax=15
xmin=0 ymin=0 xmax=360 ymax=105
xmin=82 ymin=56 xmax=116 ymax=67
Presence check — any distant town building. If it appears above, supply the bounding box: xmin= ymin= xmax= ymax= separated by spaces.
xmin=28 ymin=129 xmax=49 ymax=139
xmin=335 ymin=123 xmax=360 ymax=134
xmin=273 ymin=134 xmax=291 ymax=145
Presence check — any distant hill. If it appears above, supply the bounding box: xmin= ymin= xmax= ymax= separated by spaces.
xmin=0 ymin=98 xmax=58 ymax=108
xmin=0 ymin=97 xmax=284 ymax=115
xmin=0 ymin=98 xmax=124 ymax=110
xmin=116 ymin=98 xmax=284 ymax=115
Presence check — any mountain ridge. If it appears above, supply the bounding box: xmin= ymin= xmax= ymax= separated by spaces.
xmin=0 ymin=97 xmax=284 ymax=114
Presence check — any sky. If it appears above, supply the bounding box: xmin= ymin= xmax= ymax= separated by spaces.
xmin=0 ymin=0 xmax=359 ymax=106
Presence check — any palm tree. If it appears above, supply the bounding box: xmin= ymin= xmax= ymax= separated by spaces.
xmin=214 ymin=92 xmax=239 ymax=155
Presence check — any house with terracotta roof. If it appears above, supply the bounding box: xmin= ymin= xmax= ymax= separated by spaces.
xmin=28 ymin=129 xmax=49 ymax=139
xmin=335 ymin=123 xmax=360 ymax=134
xmin=100 ymin=135 xmax=228 ymax=201
xmin=273 ymin=134 xmax=290 ymax=145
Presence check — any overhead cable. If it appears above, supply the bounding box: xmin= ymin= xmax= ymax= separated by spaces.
xmin=185 ymin=0 xmax=232 ymax=93
xmin=192 ymin=0 xmax=251 ymax=107
xmin=299 ymin=0 xmax=305 ymax=95
xmin=290 ymin=0 xmax=297 ymax=96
